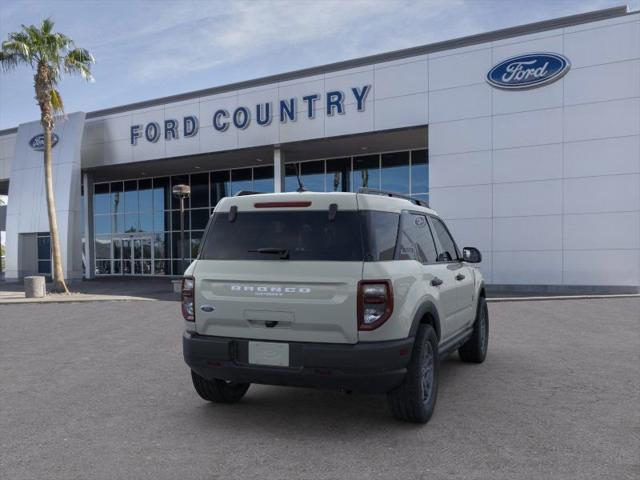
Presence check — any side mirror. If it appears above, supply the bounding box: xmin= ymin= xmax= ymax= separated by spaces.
xmin=462 ymin=247 xmax=482 ymax=263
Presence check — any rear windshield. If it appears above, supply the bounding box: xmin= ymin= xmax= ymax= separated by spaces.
xmin=199 ymin=210 xmax=400 ymax=262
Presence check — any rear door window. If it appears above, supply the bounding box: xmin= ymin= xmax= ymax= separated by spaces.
xmin=200 ymin=211 xmax=363 ymax=261
xmin=360 ymin=211 xmax=400 ymax=261
xmin=397 ymin=213 xmax=438 ymax=263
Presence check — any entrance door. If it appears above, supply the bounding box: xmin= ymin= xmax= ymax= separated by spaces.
xmin=114 ymin=236 xmax=153 ymax=275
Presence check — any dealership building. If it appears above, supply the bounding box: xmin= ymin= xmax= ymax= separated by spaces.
xmin=0 ymin=5 xmax=639 ymax=292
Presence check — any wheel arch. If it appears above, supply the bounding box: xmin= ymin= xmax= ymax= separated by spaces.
xmin=409 ymin=301 xmax=442 ymax=341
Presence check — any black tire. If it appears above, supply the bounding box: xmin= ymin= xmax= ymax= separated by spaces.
xmin=387 ymin=324 xmax=438 ymax=424
xmin=458 ymin=296 xmax=489 ymax=363
xmin=191 ymin=370 xmax=250 ymax=404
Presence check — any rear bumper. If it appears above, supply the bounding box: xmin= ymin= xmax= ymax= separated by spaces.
xmin=183 ymin=332 xmax=414 ymax=394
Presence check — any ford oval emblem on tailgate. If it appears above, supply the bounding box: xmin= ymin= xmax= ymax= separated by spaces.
xmin=200 ymin=305 xmax=215 ymax=312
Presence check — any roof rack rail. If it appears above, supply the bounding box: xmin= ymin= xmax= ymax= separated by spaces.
xmin=234 ymin=190 xmax=265 ymax=196
xmin=358 ymin=188 xmax=429 ymax=208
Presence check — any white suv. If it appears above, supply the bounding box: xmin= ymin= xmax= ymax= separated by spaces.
xmin=182 ymin=189 xmax=488 ymax=423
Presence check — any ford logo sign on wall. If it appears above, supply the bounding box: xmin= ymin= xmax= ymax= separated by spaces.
xmin=29 ymin=133 xmax=59 ymax=151
xmin=487 ymin=53 xmax=570 ymax=90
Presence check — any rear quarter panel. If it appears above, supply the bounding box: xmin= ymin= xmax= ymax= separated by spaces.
xmin=359 ymin=260 xmax=444 ymax=342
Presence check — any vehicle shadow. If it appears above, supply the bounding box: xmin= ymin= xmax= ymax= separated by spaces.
xmin=188 ymin=355 xmax=473 ymax=434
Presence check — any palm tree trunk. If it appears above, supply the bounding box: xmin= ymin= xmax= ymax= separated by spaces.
xmin=43 ymin=122 xmax=69 ymax=293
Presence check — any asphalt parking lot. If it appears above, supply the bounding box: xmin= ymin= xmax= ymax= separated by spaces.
xmin=1 ymin=297 xmax=638 ymax=480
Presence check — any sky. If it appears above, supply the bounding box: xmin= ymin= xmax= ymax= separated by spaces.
xmin=0 ymin=0 xmax=636 ymax=130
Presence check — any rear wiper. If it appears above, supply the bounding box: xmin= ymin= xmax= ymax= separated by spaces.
xmin=248 ymin=247 xmax=290 ymax=259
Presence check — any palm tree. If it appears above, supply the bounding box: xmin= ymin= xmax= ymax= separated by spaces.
xmin=0 ymin=18 xmax=94 ymax=293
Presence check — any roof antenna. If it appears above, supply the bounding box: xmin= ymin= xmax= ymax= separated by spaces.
xmin=294 ymin=163 xmax=306 ymax=192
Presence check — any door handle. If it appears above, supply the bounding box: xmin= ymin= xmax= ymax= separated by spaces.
xmin=455 ymin=273 xmax=466 ymax=281
xmin=431 ymin=277 xmax=443 ymax=287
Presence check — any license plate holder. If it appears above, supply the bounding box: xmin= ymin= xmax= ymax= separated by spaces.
xmin=248 ymin=341 xmax=290 ymax=367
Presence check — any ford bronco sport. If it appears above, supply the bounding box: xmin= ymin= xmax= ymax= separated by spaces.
xmin=182 ymin=189 xmax=488 ymax=423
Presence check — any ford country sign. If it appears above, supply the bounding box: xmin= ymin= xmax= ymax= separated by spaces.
xmin=29 ymin=133 xmax=59 ymax=151
xmin=487 ymin=53 xmax=570 ymax=90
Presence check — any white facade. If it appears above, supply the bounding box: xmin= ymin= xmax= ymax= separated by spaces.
xmin=0 ymin=6 xmax=638 ymax=291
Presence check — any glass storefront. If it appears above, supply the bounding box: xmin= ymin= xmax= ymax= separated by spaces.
xmin=92 ymin=149 xmax=428 ymax=276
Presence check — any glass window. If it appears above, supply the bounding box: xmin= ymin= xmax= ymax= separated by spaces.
xmin=231 ymin=168 xmax=252 ymax=195
xmin=353 ymin=155 xmax=380 ymax=191
xmin=38 ymin=260 xmax=51 ymax=275
xmin=326 ymin=158 xmax=350 ymax=192
xmin=301 ymin=160 xmax=325 ymax=192
xmin=210 ymin=171 xmax=230 ymax=207
xmin=381 ymin=151 xmax=410 ymax=194
xmin=430 ymin=217 xmax=459 ymax=262
xmin=201 ymin=211 xmax=363 ymax=261
xmin=253 ymin=166 xmax=274 ymax=193
xmin=172 ymin=210 xmax=190 ymax=231
xmin=411 ymin=149 xmax=428 ymax=194
xmin=154 ymin=211 xmax=169 ymax=232
xmin=190 ymin=173 xmax=209 ymax=208
xmin=95 ymin=237 xmax=111 ymax=259
xmin=172 ymin=232 xmax=188 ymax=259
xmin=171 ymin=175 xmax=190 ymax=209
xmin=190 ymin=231 xmax=203 ymax=258
xmin=94 ymin=215 xmax=111 ymax=235
xmin=138 ymin=179 xmax=153 ymax=212
xmin=397 ymin=213 xmax=438 ymax=263
xmin=139 ymin=212 xmax=153 ymax=232
xmin=360 ymin=211 xmax=400 ymax=261
xmin=124 ymin=213 xmax=139 ymax=233
xmin=154 ymin=260 xmax=169 ymax=275
xmin=153 ymin=177 xmax=170 ymax=211
xmin=111 ymin=182 xmax=123 ymax=215
xmin=124 ymin=180 xmax=138 ymax=212
xmin=154 ymin=233 xmax=168 ymax=258
xmin=94 ymin=183 xmax=110 ymax=214
xmin=191 ymin=208 xmax=210 ymax=230
xmin=285 ymin=163 xmax=301 ymax=192
xmin=95 ymin=260 xmax=111 ymax=275
xmin=37 ymin=235 xmax=51 ymax=260
xmin=112 ymin=214 xmax=124 ymax=234
xmin=113 ymin=238 xmax=122 ymax=260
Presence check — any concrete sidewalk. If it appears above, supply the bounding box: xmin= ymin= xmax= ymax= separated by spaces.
xmin=0 ymin=277 xmax=179 ymax=304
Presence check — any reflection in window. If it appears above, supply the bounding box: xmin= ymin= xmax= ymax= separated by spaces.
xmin=138 ymin=179 xmax=153 ymax=212
xmin=190 ymin=173 xmax=209 ymax=208
xmin=253 ymin=166 xmax=274 ymax=193
xmin=301 ymin=160 xmax=324 ymax=192
xmin=111 ymin=182 xmax=123 ymax=215
xmin=411 ymin=149 xmax=428 ymax=195
xmin=231 ymin=168 xmax=252 ymax=195
xmin=285 ymin=163 xmax=300 ymax=192
xmin=210 ymin=171 xmax=229 ymax=206
xmin=94 ymin=183 xmax=110 ymax=214
xmin=123 ymin=180 xmax=140 ymax=213
xmin=153 ymin=177 xmax=170 ymax=211
xmin=381 ymin=152 xmax=410 ymax=194
xmin=353 ymin=155 xmax=380 ymax=191
xmin=326 ymin=158 xmax=350 ymax=192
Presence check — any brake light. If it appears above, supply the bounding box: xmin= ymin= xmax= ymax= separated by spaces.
xmin=357 ymin=280 xmax=393 ymax=331
xmin=254 ymin=201 xmax=311 ymax=208
xmin=181 ymin=276 xmax=195 ymax=321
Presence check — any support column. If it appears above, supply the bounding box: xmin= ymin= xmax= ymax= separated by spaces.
xmin=273 ymin=147 xmax=286 ymax=193
xmin=82 ymin=172 xmax=95 ymax=279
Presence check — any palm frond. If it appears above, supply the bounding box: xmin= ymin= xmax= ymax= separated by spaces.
xmin=64 ymin=47 xmax=94 ymax=81
xmin=50 ymin=88 xmax=64 ymax=113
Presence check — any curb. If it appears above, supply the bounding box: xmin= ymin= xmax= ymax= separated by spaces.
xmin=0 ymin=296 xmax=159 ymax=305
xmin=487 ymin=293 xmax=640 ymax=303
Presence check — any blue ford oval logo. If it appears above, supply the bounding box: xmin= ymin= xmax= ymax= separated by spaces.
xmin=487 ymin=53 xmax=570 ymax=90
xmin=29 ymin=133 xmax=59 ymax=151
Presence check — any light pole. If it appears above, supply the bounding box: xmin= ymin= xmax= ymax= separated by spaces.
xmin=172 ymin=184 xmax=191 ymax=275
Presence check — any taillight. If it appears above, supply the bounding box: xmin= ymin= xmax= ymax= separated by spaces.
xmin=357 ymin=280 xmax=393 ymax=331
xmin=181 ymin=276 xmax=195 ymax=321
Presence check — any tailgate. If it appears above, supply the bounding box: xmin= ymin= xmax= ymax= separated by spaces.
xmin=194 ymin=260 xmax=361 ymax=343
